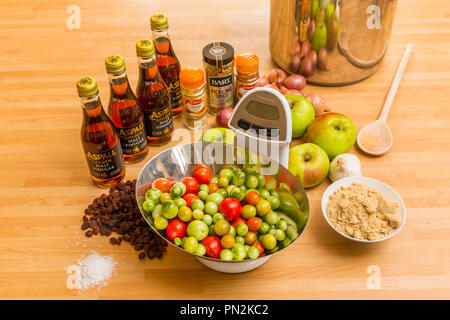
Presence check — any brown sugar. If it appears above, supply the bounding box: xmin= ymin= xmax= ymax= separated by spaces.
xmin=326 ymin=183 xmax=401 ymax=241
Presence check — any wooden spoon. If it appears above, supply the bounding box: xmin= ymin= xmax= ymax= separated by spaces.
xmin=357 ymin=44 xmax=414 ymax=156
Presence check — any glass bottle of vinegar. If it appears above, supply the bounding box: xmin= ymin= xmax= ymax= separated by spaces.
xmin=136 ymin=39 xmax=173 ymax=147
xmin=105 ymin=55 xmax=148 ymax=163
xmin=77 ymin=77 xmax=125 ymax=188
xmin=150 ymin=14 xmax=183 ymax=118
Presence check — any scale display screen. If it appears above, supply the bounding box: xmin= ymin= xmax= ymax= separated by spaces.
xmin=245 ymin=101 xmax=280 ymax=121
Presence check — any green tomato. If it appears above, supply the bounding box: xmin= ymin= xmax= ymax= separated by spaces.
xmin=270 ymin=190 xmax=279 ymax=198
xmin=217 ymin=188 xmax=228 ymax=199
xmin=256 ymin=174 xmax=266 ymax=189
xmin=236 ymin=223 xmax=248 ymax=236
xmin=279 ymin=237 xmax=292 ymax=249
xmin=191 ymin=199 xmax=204 ymax=211
xmin=228 ymin=225 xmax=236 ymax=237
xmin=187 ymin=220 xmax=209 ymax=241
xmin=259 ymin=222 xmax=270 ymax=234
xmin=262 ymin=234 xmax=277 ymax=250
xmin=248 ymin=246 xmax=260 ymax=259
xmin=183 ymin=236 xmax=198 ymax=253
xmin=204 ymin=202 xmax=218 ymax=215
xmin=219 ymin=168 xmax=234 ymax=182
xmin=213 ymin=213 xmax=225 ymax=223
xmin=161 ymin=200 xmax=178 ymax=219
xmin=256 ymin=200 xmax=271 ymax=216
xmin=214 ymin=219 xmax=230 ymax=236
xmin=154 ymin=216 xmax=168 ymax=230
xmin=243 ymin=165 xmax=257 ymax=176
xmin=210 ymin=176 xmax=219 ymax=184
xmin=259 ymin=188 xmax=270 ymax=200
xmin=192 ymin=209 xmax=204 ymax=220
xmin=286 ymin=225 xmax=298 ymax=240
xmin=177 ymin=207 xmax=192 ymax=222
xmin=230 ymin=187 xmax=244 ymax=201
xmin=277 ymin=219 xmax=288 ymax=231
xmin=142 ymin=199 xmax=155 ymax=213
xmin=220 ymin=248 xmax=234 ymax=260
xmin=208 ymin=224 xmax=216 ymax=236
xmin=279 ymin=183 xmax=291 ymax=192
xmin=246 ymin=175 xmax=259 ymax=189
xmin=239 ymin=185 xmax=248 ymax=194
xmin=223 ymin=165 xmax=239 ymax=175
xmin=174 ymin=197 xmax=187 ymax=208
xmin=160 ymin=192 xmax=171 ymax=203
xmin=232 ymin=243 xmax=246 ymax=260
xmin=235 ymin=235 xmax=245 ymax=245
xmin=241 ymin=204 xmax=256 ymax=219
xmin=275 ymin=229 xmax=286 ymax=241
xmin=264 ymin=211 xmax=279 ymax=225
xmin=152 ymin=204 xmax=162 ymax=220
xmin=269 ymin=229 xmax=277 ymax=236
xmin=202 ymin=214 xmax=213 ymax=225
xmin=195 ymin=243 xmax=206 ymax=256
xmin=173 ymin=237 xmax=182 ymax=246
xmin=145 ymin=188 xmax=162 ymax=204
xmin=218 ymin=176 xmax=229 ymax=188
xmin=267 ymin=196 xmax=280 ymax=210
xmin=199 ymin=184 xmax=209 ymax=193
xmin=244 ymin=244 xmax=250 ymax=253
xmin=206 ymin=193 xmax=223 ymax=206
xmin=232 ymin=172 xmax=246 ymax=187
xmin=198 ymin=190 xmax=208 ymax=201
xmin=170 ymin=182 xmax=186 ymax=198
xmin=226 ymin=185 xmax=235 ymax=195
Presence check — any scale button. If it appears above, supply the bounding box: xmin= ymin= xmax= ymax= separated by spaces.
xmin=238 ymin=119 xmax=251 ymax=130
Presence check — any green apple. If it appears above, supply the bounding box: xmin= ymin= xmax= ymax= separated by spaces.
xmin=289 ymin=143 xmax=329 ymax=188
xmin=306 ymin=112 xmax=356 ymax=159
xmin=201 ymin=128 xmax=235 ymax=144
xmin=284 ymin=94 xmax=315 ymax=138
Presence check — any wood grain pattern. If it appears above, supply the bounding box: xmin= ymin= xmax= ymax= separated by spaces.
xmin=0 ymin=0 xmax=449 ymax=299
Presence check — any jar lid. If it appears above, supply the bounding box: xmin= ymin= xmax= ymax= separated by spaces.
xmin=179 ymin=68 xmax=204 ymax=90
xmin=150 ymin=13 xmax=169 ymax=30
xmin=236 ymin=53 xmax=259 ymax=74
xmin=136 ymin=39 xmax=155 ymax=57
xmin=202 ymin=42 xmax=234 ymax=67
xmin=105 ymin=55 xmax=126 ymax=74
xmin=76 ymin=76 xmax=98 ymax=97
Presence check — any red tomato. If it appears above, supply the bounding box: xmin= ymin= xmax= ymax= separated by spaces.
xmin=208 ymin=182 xmax=219 ymax=194
xmin=152 ymin=178 xmax=171 ymax=193
xmin=231 ymin=217 xmax=248 ymax=228
xmin=247 ymin=217 xmax=262 ymax=231
xmin=201 ymin=236 xmax=222 ymax=259
xmin=182 ymin=193 xmax=200 ymax=208
xmin=219 ymin=198 xmax=242 ymax=222
xmin=246 ymin=191 xmax=260 ymax=205
xmin=191 ymin=164 xmax=212 ymax=184
xmin=253 ymin=241 xmax=265 ymax=254
xmin=165 ymin=219 xmax=186 ymax=242
xmin=181 ymin=177 xmax=199 ymax=194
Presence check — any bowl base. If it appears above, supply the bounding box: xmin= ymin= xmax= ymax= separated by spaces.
xmin=196 ymin=255 xmax=271 ymax=273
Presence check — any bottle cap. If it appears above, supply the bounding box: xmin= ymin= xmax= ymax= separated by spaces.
xmin=136 ymin=39 xmax=155 ymax=57
xmin=202 ymin=42 xmax=234 ymax=67
xmin=236 ymin=53 xmax=259 ymax=74
xmin=150 ymin=14 xmax=169 ymax=30
xmin=105 ymin=55 xmax=126 ymax=74
xmin=76 ymin=76 xmax=98 ymax=97
xmin=179 ymin=68 xmax=204 ymax=90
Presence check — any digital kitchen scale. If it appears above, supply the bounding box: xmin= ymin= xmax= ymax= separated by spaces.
xmin=228 ymin=87 xmax=292 ymax=168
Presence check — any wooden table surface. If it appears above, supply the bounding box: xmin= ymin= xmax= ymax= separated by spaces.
xmin=1 ymin=0 xmax=449 ymax=300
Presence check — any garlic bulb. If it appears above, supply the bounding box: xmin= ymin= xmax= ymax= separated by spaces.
xmin=329 ymin=153 xmax=362 ymax=182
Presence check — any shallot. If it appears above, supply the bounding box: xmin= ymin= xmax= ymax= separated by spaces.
xmin=258 ymin=74 xmax=269 ymax=87
xmin=318 ymin=48 xmax=328 ymax=70
xmin=268 ymin=69 xmax=287 ymax=87
xmin=300 ymin=57 xmax=315 ymax=78
xmin=305 ymin=92 xmax=328 ymax=115
xmin=284 ymin=74 xmax=306 ymax=91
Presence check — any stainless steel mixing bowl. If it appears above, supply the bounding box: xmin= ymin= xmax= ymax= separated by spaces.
xmin=136 ymin=142 xmax=309 ymax=273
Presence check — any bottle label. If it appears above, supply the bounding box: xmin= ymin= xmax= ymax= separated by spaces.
xmin=85 ymin=143 xmax=124 ymax=180
xmin=167 ymin=80 xmax=183 ymax=111
xmin=183 ymin=93 xmax=206 ymax=115
xmin=117 ymin=121 xmax=147 ymax=155
xmin=143 ymin=105 xmax=173 ymax=138
xmin=236 ymin=79 xmax=258 ymax=100
xmin=208 ymin=75 xmax=234 ymax=108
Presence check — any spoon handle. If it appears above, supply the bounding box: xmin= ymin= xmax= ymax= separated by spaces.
xmin=379 ymin=44 xmax=414 ymax=121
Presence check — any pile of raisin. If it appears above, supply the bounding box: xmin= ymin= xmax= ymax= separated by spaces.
xmin=82 ymin=180 xmax=167 ymax=260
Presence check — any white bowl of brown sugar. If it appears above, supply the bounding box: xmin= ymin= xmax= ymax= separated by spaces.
xmin=321 ymin=176 xmax=406 ymax=243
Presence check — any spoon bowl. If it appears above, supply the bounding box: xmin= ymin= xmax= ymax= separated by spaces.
xmin=357 ymin=119 xmax=393 ymax=156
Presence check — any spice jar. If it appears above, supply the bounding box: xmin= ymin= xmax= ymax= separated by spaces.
xmin=179 ymin=68 xmax=207 ymax=130
xmin=202 ymin=42 xmax=234 ymax=115
xmin=235 ymin=53 xmax=259 ymax=102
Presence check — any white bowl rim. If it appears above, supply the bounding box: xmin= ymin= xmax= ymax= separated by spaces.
xmin=321 ymin=176 xmax=406 ymax=243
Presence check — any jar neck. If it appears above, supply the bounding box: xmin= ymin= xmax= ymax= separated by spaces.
xmin=81 ymin=93 xmax=103 ymax=120
xmin=236 ymin=70 xmax=259 ymax=82
xmin=108 ymin=70 xmax=130 ymax=96
xmin=152 ymin=28 xmax=169 ymax=40
xmin=181 ymin=83 xmax=205 ymax=97
xmin=137 ymin=55 xmax=158 ymax=81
